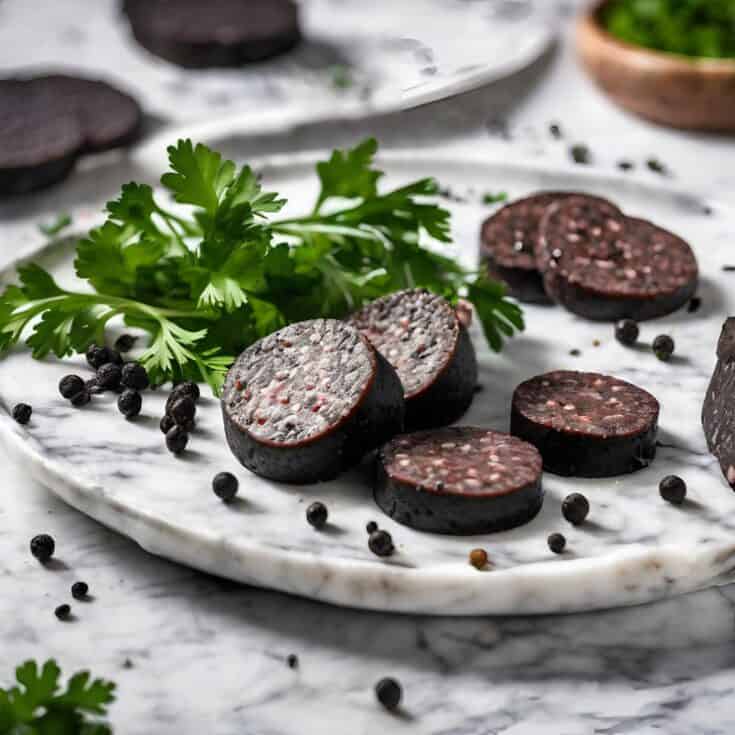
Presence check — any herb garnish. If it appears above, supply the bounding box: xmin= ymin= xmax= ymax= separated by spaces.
xmin=39 ymin=213 xmax=72 ymax=237
xmin=0 ymin=138 xmax=523 ymax=393
xmin=0 ymin=659 xmax=115 ymax=734
xmin=482 ymin=191 xmax=508 ymax=205
xmin=603 ymin=0 xmax=735 ymax=59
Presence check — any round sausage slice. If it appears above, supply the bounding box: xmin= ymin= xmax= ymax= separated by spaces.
xmin=536 ymin=196 xmax=698 ymax=321
xmin=375 ymin=427 xmax=543 ymax=535
xmin=479 ymin=192 xmax=563 ymax=304
xmin=222 ymin=319 xmax=404 ymax=484
xmin=348 ymin=289 xmax=478 ymax=431
xmin=123 ymin=0 xmax=301 ymax=68
xmin=511 ymin=370 xmax=659 ymax=477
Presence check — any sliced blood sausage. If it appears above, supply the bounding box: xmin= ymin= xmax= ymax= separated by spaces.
xmin=703 ymin=318 xmax=735 ymax=489
xmin=348 ymin=289 xmax=478 ymax=431
xmin=536 ymin=196 xmax=698 ymax=321
xmin=375 ymin=427 xmax=543 ymax=535
xmin=510 ymin=370 xmax=659 ymax=477
xmin=0 ymin=75 xmax=142 ymax=196
xmin=123 ymin=0 xmax=301 ymax=68
xmin=479 ymin=192 xmax=565 ymax=304
xmin=221 ymin=319 xmax=404 ymax=484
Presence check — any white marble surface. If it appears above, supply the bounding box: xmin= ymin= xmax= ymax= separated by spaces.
xmin=2 ymin=0 xmax=735 ymax=731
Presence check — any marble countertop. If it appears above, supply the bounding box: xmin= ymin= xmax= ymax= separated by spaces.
xmin=2 ymin=1 xmax=735 ymax=732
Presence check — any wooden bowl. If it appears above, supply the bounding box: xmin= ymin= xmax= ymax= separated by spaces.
xmin=576 ymin=0 xmax=735 ymax=132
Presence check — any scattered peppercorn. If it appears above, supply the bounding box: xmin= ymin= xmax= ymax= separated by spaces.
xmin=71 ymin=581 xmax=89 ymax=599
xmin=96 ymin=362 xmax=122 ymax=390
xmin=617 ymin=160 xmax=634 ymax=171
xmin=30 ymin=534 xmax=55 ymax=563
xmin=55 ymin=604 xmax=71 ymax=621
xmin=659 ymin=475 xmax=687 ymax=505
xmin=366 ymin=521 xmax=378 ymax=534
xmin=85 ymin=378 xmax=103 ymax=395
xmin=549 ymin=122 xmax=563 ymax=139
xmin=70 ymin=389 xmax=91 ymax=407
xmin=86 ymin=344 xmax=111 ymax=370
xmin=120 ymin=362 xmax=149 ymax=390
xmin=723 ymin=265 xmax=735 ymax=272
xmin=167 ymin=381 xmax=200 ymax=410
xmin=114 ymin=334 xmax=137 ymax=352
xmin=646 ymin=158 xmax=668 ymax=176
xmin=286 ymin=654 xmax=299 ymax=669
xmin=170 ymin=396 xmax=196 ymax=426
xmin=688 ymin=297 xmax=702 ymax=313
xmin=368 ymin=529 xmax=394 ymax=557
xmin=562 ymin=493 xmax=589 ymax=526
xmin=548 ymin=533 xmax=566 ymax=554
xmin=117 ymin=389 xmax=142 ymax=418
xmin=123 ymin=659 xmax=134 ymax=669
xmin=12 ymin=403 xmax=32 ymax=424
xmin=469 ymin=548 xmax=489 ymax=570
xmin=615 ymin=319 xmax=639 ymax=346
xmin=59 ymin=375 xmax=85 ymax=399
xmin=160 ymin=414 xmax=175 ymax=434
xmin=165 ymin=425 xmax=189 ymax=455
xmin=569 ymin=348 xmax=581 ymax=357
xmin=593 ymin=339 xmax=601 ymax=347
xmin=570 ymin=144 xmax=590 ymax=165
xmin=306 ymin=501 xmax=328 ymax=529
xmin=653 ymin=334 xmax=675 ymax=362
xmin=375 ymin=678 xmax=402 ymax=711
xmin=213 ymin=472 xmax=239 ymax=502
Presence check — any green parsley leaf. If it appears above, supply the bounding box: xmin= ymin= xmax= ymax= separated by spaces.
xmin=39 ymin=213 xmax=72 ymax=237
xmin=482 ymin=191 xmax=508 ymax=205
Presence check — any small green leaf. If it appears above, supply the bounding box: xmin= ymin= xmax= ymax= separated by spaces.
xmin=39 ymin=213 xmax=72 ymax=237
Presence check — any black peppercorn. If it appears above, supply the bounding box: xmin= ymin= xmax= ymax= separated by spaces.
xmin=59 ymin=374 xmax=85 ymax=399
xmin=548 ymin=533 xmax=566 ymax=554
xmin=117 ymin=389 xmax=142 ymax=418
xmin=70 ymin=389 xmax=91 ymax=407
xmin=659 ymin=475 xmax=687 ymax=505
xmin=160 ymin=414 xmax=175 ymax=434
xmin=213 ymin=472 xmax=239 ymax=502
xmin=30 ymin=534 xmax=55 ymax=563
xmin=114 ymin=334 xmax=137 ymax=352
xmin=375 ymin=678 xmax=402 ymax=711
xmin=96 ymin=362 xmax=122 ymax=390
xmin=615 ymin=319 xmax=639 ymax=346
xmin=366 ymin=521 xmax=378 ymax=534
xmin=570 ymin=143 xmax=590 ymax=165
xmin=286 ymin=654 xmax=298 ymax=669
xmin=165 ymin=425 xmax=189 ymax=455
xmin=71 ymin=581 xmax=89 ymax=599
xmin=169 ymin=396 xmax=196 ymax=426
xmin=618 ymin=160 xmax=634 ymax=172
xmin=86 ymin=344 xmax=111 ymax=370
xmin=85 ymin=378 xmax=103 ymax=395
xmin=549 ymin=122 xmax=562 ymax=139
xmin=55 ymin=604 xmax=71 ymax=620
xmin=166 ymin=382 xmax=200 ymax=412
xmin=653 ymin=334 xmax=675 ymax=362
xmin=12 ymin=403 xmax=32 ymax=424
xmin=306 ymin=501 xmax=328 ymax=529
xmin=562 ymin=493 xmax=589 ymax=526
xmin=120 ymin=362 xmax=149 ymax=391
xmin=368 ymin=529 xmax=394 ymax=557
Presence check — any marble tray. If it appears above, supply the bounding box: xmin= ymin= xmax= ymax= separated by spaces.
xmin=0 ymin=0 xmax=554 ymax=159
xmin=1 ymin=150 xmax=735 ymax=616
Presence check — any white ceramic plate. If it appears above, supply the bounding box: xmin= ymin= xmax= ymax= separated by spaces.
xmin=1 ymin=151 xmax=734 ymax=616
xmin=0 ymin=0 xmax=555 ymax=163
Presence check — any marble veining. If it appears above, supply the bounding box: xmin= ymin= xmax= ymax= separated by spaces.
xmin=1 ymin=153 xmax=734 ymax=615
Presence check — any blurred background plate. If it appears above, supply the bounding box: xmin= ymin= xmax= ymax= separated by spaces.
xmin=0 ymin=0 xmax=556 ymax=159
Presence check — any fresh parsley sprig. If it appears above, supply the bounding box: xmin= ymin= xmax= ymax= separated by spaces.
xmin=0 ymin=659 xmax=115 ymax=734
xmin=0 ymin=137 xmax=523 ymax=393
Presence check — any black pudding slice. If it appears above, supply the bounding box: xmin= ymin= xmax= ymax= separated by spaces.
xmin=222 ymin=319 xmax=404 ymax=484
xmin=348 ymin=289 xmax=478 ymax=431
xmin=123 ymin=0 xmax=301 ymax=68
xmin=511 ymin=370 xmax=659 ymax=477
xmin=375 ymin=427 xmax=543 ymax=535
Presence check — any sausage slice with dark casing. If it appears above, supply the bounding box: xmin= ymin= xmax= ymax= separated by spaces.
xmin=375 ymin=427 xmax=543 ymax=535
xmin=536 ymin=196 xmax=699 ymax=321
xmin=703 ymin=318 xmax=735 ymax=489
xmin=221 ymin=319 xmax=404 ymax=484
xmin=479 ymin=192 xmax=565 ymax=303
xmin=511 ymin=370 xmax=659 ymax=477
xmin=348 ymin=289 xmax=478 ymax=431
xmin=123 ymin=0 xmax=301 ymax=68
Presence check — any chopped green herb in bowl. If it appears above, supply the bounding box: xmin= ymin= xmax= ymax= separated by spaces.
xmin=603 ymin=0 xmax=735 ymax=59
